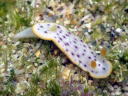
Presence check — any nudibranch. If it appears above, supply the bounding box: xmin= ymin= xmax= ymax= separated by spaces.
xmin=14 ymin=23 xmax=112 ymax=78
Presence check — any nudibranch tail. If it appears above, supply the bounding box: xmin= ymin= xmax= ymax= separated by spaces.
xmin=31 ymin=23 xmax=112 ymax=78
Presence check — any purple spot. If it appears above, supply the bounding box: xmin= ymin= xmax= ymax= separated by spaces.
xmin=74 ymin=38 xmax=77 ymax=41
xmin=59 ymin=37 xmax=63 ymax=40
xmin=88 ymin=46 xmax=91 ymax=49
xmin=82 ymin=53 xmax=85 ymax=56
xmin=44 ymin=31 xmax=47 ymax=33
xmin=88 ymin=56 xmax=91 ymax=59
xmin=71 ymin=52 xmax=74 ymax=56
xmin=83 ymin=49 xmax=86 ymax=52
xmin=91 ymin=52 xmax=94 ymax=54
xmin=84 ymin=64 xmax=87 ymax=67
xmin=68 ymin=32 xmax=71 ymax=34
xmin=57 ymin=33 xmax=59 ymax=35
xmin=103 ymin=68 xmax=106 ymax=70
xmin=79 ymin=60 xmax=82 ymax=63
xmin=59 ymin=30 xmax=62 ymax=33
xmin=57 ymin=26 xmax=60 ymax=28
xmin=83 ymin=45 xmax=86 ymax=48
xmin=77 ymin=54 xmax=80 ymax=58
xmin=91 ymin=70 xmax=94 ymax=73
xmin=64 ymin=43 xmax=69 ymax=46
xmin=66 ymin=34 xmax=69 ymax=37
xmin=47 ymin=24 xmax=50 ymax=26
xmin=103 ymin=60 xmax=105 ymax=63
xmin=74 ymin=46 xmax=78 ymax=49
xmin=98 ymin=64 xmax=101 ymax=66
xmin=63 ymin=35 xmax=66 ymax=38
xmin=73 ymin=41 xmax=76 ymax=43
xmin=40 ymin=25 xmax=43 ymax=28
xmin=80 ymin=40 xmax=83 ymax=42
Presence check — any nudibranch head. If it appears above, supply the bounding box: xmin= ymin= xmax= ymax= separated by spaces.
xmin=15 ymin=22 xmax=112 ymax=78
xmin=32 ymin=23 xmax=68 ymax=40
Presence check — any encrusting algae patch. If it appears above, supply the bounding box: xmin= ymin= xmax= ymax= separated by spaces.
xmin=15 ymin=23 xmax=112 ymax=78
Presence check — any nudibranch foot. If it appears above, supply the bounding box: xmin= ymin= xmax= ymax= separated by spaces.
xmin=14 ymin=23 xmax=112 ymax=78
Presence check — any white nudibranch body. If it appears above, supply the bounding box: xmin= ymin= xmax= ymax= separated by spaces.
xmin=15 ymin=23 xmax=112 ymax=78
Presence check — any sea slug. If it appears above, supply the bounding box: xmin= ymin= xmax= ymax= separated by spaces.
xmin=15 ymin=23 xmax=112 ymax=78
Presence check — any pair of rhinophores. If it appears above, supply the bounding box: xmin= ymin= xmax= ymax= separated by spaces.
xmin=14 ymin=23 xmax=112 ymax=78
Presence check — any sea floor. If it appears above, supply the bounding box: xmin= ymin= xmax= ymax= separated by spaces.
xmin=0 ymin=0 xmax=128 ymax=96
